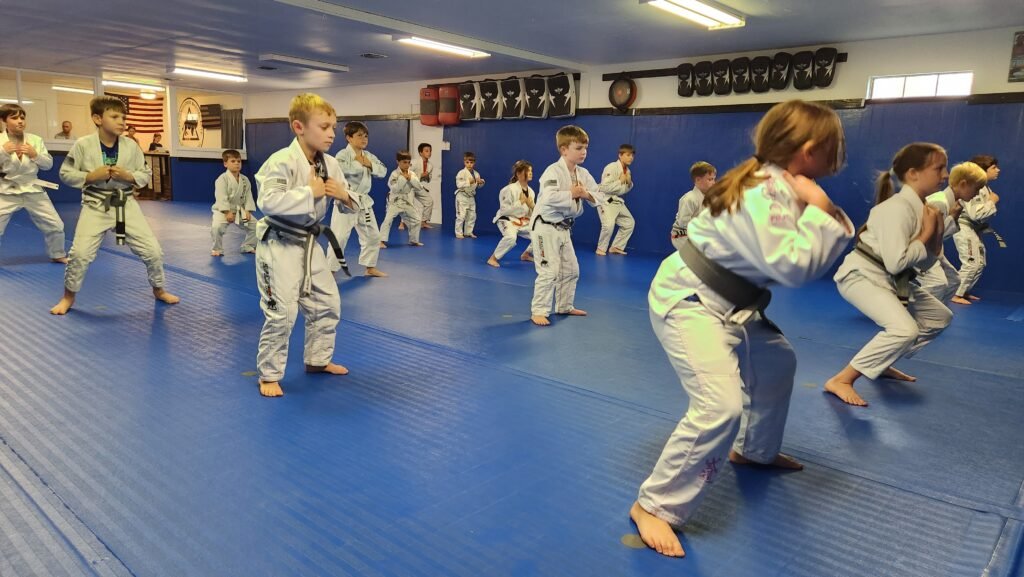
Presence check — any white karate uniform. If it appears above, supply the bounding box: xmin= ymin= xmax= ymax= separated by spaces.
xmin=0 ymin=132 xmax=66 ymax=259
xmin=641 ymin=163 xmax=853 ymax=526
xmin=529 ymin=158 xmax=606 ymax=316
xmin=953 ymin=185 xmax=997 ymax=297
xmin=670 ymin=187 xmax=705 ymax=251
xmin=834 ymin=185 xmax=952 ymax=380
xmin=329 ymin=144 xmax=385 ymax=270
xmin=211 ymin=170 xmax=257 ymax=253
xmin=916 ymin=187 xmax=960 ymax=302
xmin=411 ymin=157 xmax=435 ymax=223
xmin=59 ymin=133 xmax=161 ymax=293
xmin=596 ymin=160 xmax=635 ymax=252
xmin=454 ymin=167 xmax=481 ymax=236
xmin=491 ymin=182 xmax=535 ymax=260
xmin=254 ymin=139 xmax=360 ymax=383
xmin=379 ymin=168 xmax=423 ymax=244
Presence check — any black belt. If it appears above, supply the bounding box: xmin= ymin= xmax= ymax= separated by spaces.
xmin=532 ymin=216 xmax=574 ymax=231
xmin=677 ymin=238 xmax=779 ymax=332
xmin=263 ymin=216 xmax=350 ymax=290
xmin=84 ymin=187 xmax=131 ymax=245
xmin=960 ymin=217 xmax=1007 ymax=248
xmin=854 ymin=241 xmax=916 ymax=305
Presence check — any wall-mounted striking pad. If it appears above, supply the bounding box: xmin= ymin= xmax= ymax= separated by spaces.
xmin=524 ymin=75 xmax=549 ymax=119
xmin=813 ymin=47 xmax=839 ymax=88
xmin=478 ymin=80 xmax=503 ymax=120
xmin=695 ymin=61 xmax=714 ymax=96
xmin=750 ymin=56 xmax=771 ymax=93
xmin=770 ymin=52 xmax=793 ymax=91
xmin=547 ymin=73 xmax=576 ymax=118
xmin=500 ymin=77 xmax=526 ymax=119
xmin=731 ymin=57 xmax=751 ymax=94
xmin=458 ymin=82 xmax=481 ymax=121
xmin=712 ymin=59 xmax=732 ymax=95
xmin=677 ymin=63 xmax=694 ymax=97
xmin=792 ymin=51 xmax=814 ymax=90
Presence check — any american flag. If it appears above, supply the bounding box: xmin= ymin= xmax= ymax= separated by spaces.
xmin=105 ymin=92 xmax=165 ymax=134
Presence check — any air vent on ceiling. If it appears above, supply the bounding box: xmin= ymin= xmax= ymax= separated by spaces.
xmin=360 ymin=53 xmax=389 ymax=59
xmin=258 ymin=65 xmax=278 ymax=71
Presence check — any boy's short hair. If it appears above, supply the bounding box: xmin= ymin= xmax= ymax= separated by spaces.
xmin=288 ymin=93 xmax=337 ymax=126
xmin=90 ymin=96 xmax=126 ymax=118
xmin=463 ymin=152 xmax=476 ymax=161
xmin=690 ymin=161 xmax=716 ymax=180
xmin=344 ymin=121 xmax=368 ymax=137
xmin=0 ymin=103 xmax=26 ymax=121
xmin=417 ymin=142 xmax=431 ymax=153
xmin=396 ymin=150 xmax=412 ymax=162
xmin=556 ymin=125 xmax=589 ymax=149
xmin=618 ymin=144 xmax=635 ymax=154
xmin=222 ymin=149 xmax=242 ymax=162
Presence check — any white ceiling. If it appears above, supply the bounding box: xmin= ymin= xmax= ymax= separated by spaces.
xmin=1 ymin=0 xmax=1021 ymax=93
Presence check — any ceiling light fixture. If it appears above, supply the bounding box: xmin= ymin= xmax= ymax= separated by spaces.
xmin=140 ymin=92 xmax=158 ymax=100
xmin=259 ymin=53 xmax=350 ymax=73
xmin=641 ymin=0 xmax=745 ymax=30
xmin=392 ymin=35 xmax=490 ymax=58
xmin=169 ymin=67 xmax=248 ymax=83
xmin=0 ymin=98 xmax=33 ymax=104
xmin=102 ymin=80 xmax=166 ymax=92
xmin=51 ymin=86 xmax=95 ymax=95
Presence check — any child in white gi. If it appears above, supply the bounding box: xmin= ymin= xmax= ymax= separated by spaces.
xmin=529 ymin=126 xmax=606 ymax=326
xmin=487 ymin=160 xmax=535 ymax=267
xmin=254 ymin=94 xmax=358 ymax=398
xmin=210 ymin=148 xmax=257 ymax=256
xmin=596 ymin=144 xmax=635 ymax=256
xmin=379 ymin=150 xmax=424 ymax=247
xmin=952 ymin=155 xmax=1002 ymax=304
xmin=0 ymin=103 xmax=66 ymax=263
xmin=631 ymin=100 xmax=854 ymax=558
xmin=412 ymin=143 xmax=435 ymax=229
xmin=454 ymin=152 xmax=484 ymax=239
xmin=825 ymin=143 xmax=952 ymax=407
xmin=670 ymin=162 xmax=716 ymax=251
xmin=916 ymin=162 xmax=987 ymax=303
xmin=51 ymin=96 xmax=179 ymax=315
xmin=330 ymin=121 xmax=387 ymax=277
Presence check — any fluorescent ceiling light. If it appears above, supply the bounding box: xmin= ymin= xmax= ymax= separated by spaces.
xmin=0 ymin=98 xmax=34 ymax=104
xmin=259 ymin=53 xmax=350 ymax=73
xmin=170 ymin=67 xmax=248 ymax=83
xmin=52 ymin=85 xmax=95 ymax=94
xmin=140 ymin=92 xmax=158 ymax=100
xmin=102 ymin=80 xmax=166 ymax=92
xmin=643 ymin=0 xmax=745 ymax=30
xmin=393 ymin=36 xmax=490 ymax=58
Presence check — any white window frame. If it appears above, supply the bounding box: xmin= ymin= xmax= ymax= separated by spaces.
xmin=868 ymin=71 xmax=974 ymax=100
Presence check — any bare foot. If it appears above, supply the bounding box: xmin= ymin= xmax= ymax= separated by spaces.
xmin=951 ymin=296 xmax=972 ymax=305
xmin=379 ymin=241 xmax=388 ymax=248
xmin=487 ymin=255 xmax=500 ymax=268
xmin=409 ymin=242 xmax=424 ymax=247
xmin=609 ymin=247 xmax=628 ymax=255
xmin=467 ymin=234 xmax=477 ymax=239
xmin=50 ymin=291 xmax=76 ymax=315
xmin=259 ymin=380 xmax=284 ymax=397
xmin=422 ymin=222 xmax=433 ymax=229
xmin=51 ymin=256 xmax=68 ymax=264
xmin=881 ymin=366 xmax=916 ymax=382
xmin=824 ymin=377 xmax=868 ymax=406
xmin=153 ymin=288 xmax=181 ymax=305
xmin=595 ymin=249 xmax=607 ymax=256
xmin=456 ymin=234 xmax=464 ymax=239
xmin=531 ymin=315 xmax=551 ymax=326
xmin=729 ymin=449 xmax=804 ymax=470
xmin=558 ymin=308 xmax=588 ymax=316
xmin=966 ymin=294 xmax=981 ymax=301
xmin=398 ymin=221 xmax=406 ymax=230
xmin=305 ymin=362 xmax=350 ymax=375
xmin=520 ymin=253 xmax=534 ymax=262
xmin=211 ymin=250 xmax=223 ymax=257
xmin=629 ymin=502 xmax=684 ymax=558
xmin=365 ymin=267 xmax=388 ymax=278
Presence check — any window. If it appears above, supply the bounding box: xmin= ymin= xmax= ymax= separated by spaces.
xmin=869 ymin=72 xmax=973 ymax=99
xmin=19 ymin=72 xmax=97 ymax=142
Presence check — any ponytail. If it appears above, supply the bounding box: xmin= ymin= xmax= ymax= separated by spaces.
xmin=873 ymin=170 xmax=897 ymax=206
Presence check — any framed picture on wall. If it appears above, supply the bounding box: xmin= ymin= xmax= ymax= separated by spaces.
xmin=1010 ymin=30 xmax=1024 ymax=82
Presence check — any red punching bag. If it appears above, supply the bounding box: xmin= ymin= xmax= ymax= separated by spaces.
xmin=419 ymin=87 xmax=439 ymax=126
xmin=438 ymin=84 xmax=460 ymax=126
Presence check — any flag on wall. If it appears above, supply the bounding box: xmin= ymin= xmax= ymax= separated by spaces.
xmin=104 ymin=92 xmax=165 ymax=134
xmin=200 ymin=104 xmax=222 ymax=129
